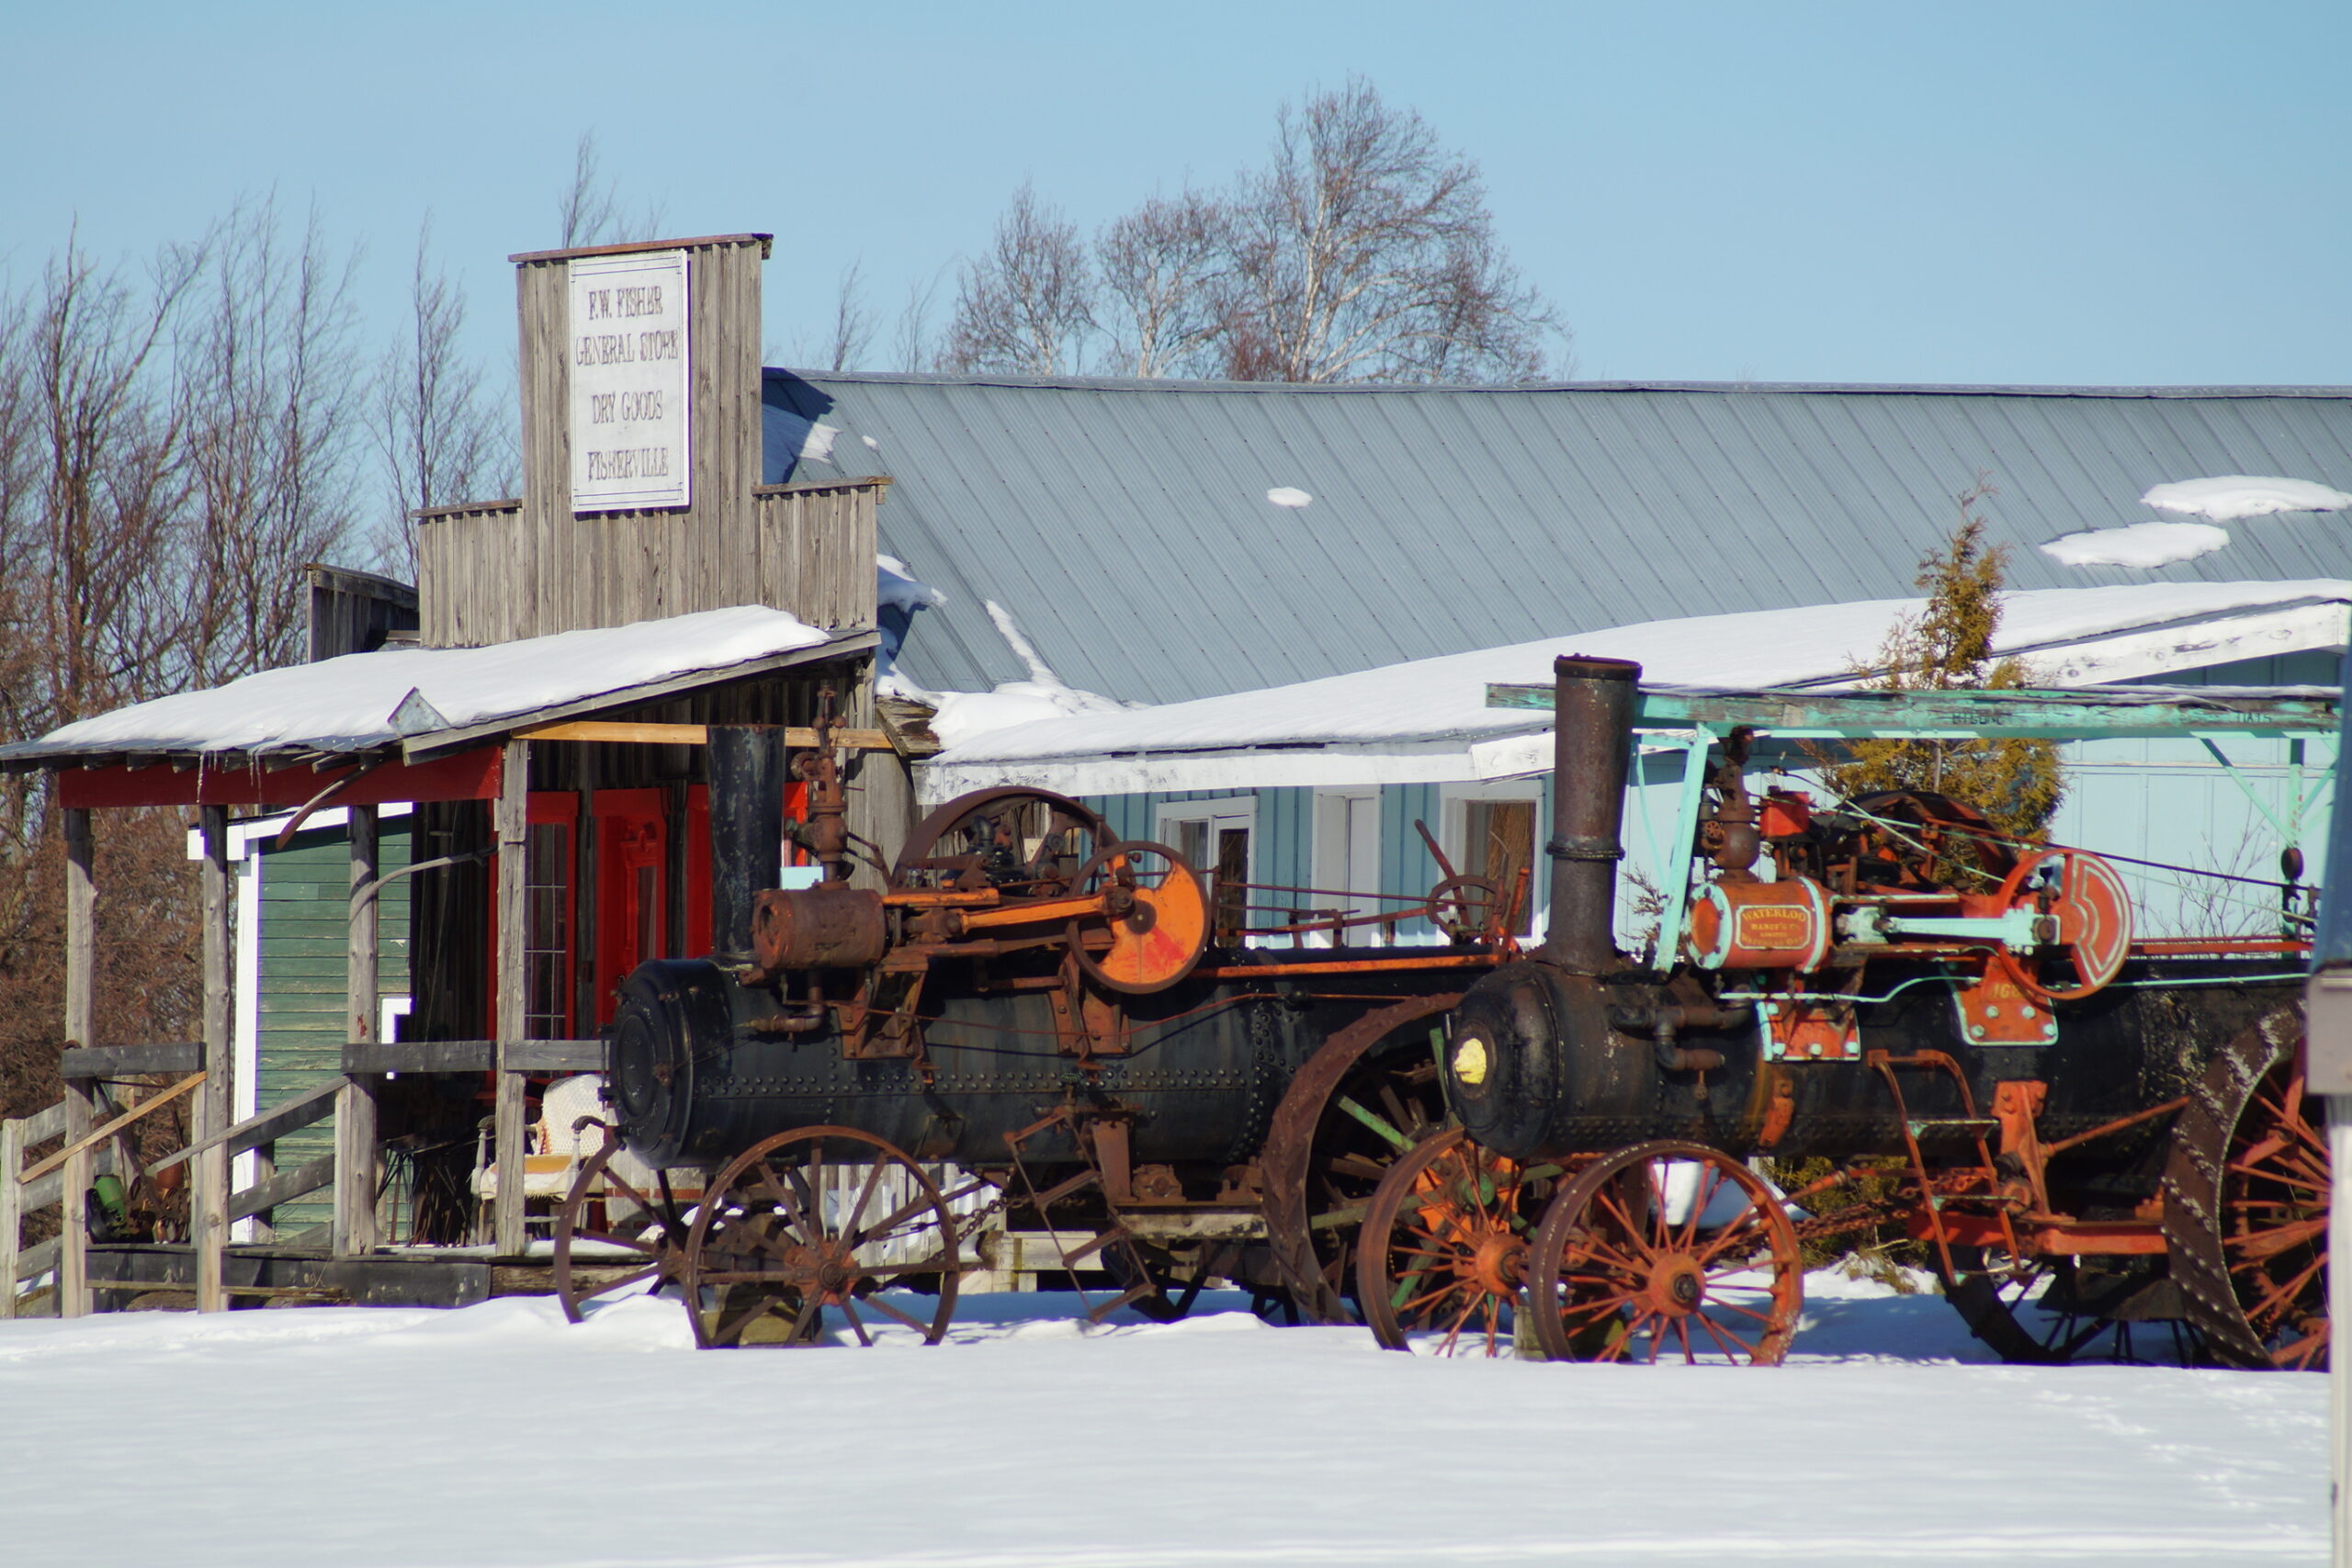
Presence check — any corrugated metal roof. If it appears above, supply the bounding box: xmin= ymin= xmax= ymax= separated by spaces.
xmin=763 ymin=372 xmax=2352 ymax=705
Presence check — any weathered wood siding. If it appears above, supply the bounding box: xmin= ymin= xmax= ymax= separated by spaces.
xmin=415 ymin=235 xmax=878 ymax=647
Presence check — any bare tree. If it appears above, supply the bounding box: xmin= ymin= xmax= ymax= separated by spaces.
xmin=894 ymin=270 xmax=944 ymax=373
xmin=1098 ymin=188 xmax=1230 ymax=378
xmin=556 ymin=131 xmax=666 ymax=249
xmin=374 ymin=218 xmax=514 ymax=572
xmin=940 ymin=183 xmax=1096 ymax=376
xmin=785 ymin=261 xmax=877 ymax=372
xmin=1216 ymin=78 xmax=1563 ymax=383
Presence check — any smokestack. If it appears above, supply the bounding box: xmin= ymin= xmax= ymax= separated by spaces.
xmin=706 ymin=724 xmax=786 ymax=960
xmin=1538 ymin=655 xmax=1641 ymax=973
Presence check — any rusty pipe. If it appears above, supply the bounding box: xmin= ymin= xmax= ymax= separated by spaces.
xmin=1536 ymin=654 xmax=1641 ymax=975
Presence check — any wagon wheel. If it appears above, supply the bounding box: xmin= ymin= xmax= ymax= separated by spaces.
xmin=1259 ymin=997 xmax=1462 ymax=1325
xmin=1936 ymin=1247 xmax=2199 ymax=1366
xmin=1069 ymin=841 xmax=1209 ymax=995
xmin=1357 ymin=1125 xmax=1553 ymax=1357
xmin=2163 ymin=1011 xmax=2329 ymax=1370
xmin=551 ymin=1127 xmax=693 ymax=1324
xmin=892 ymin=786 xmax=1112 ymax=895
xmin=1527 ymin=1141 xmax=1803 ymax=1365
xmin=1424 ymin=875 xmax=1502 ymax=943
xmin=681 ymin=1126 xmax=962 ymax=1349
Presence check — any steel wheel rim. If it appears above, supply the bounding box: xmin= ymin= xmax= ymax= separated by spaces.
xmin=552 ymin=1133 xmax=690 ymax=1324
xmin=1530 ymin=1140 xmax=1802 ymax=1366
xmin=682 ymin=1126 xmax=961 ymax=1349
xmin=1357 ymin=1126 xmax=1545 ymax=1357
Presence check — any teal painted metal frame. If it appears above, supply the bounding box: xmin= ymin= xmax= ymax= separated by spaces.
xmin=1489 ymin=683 xmax=2344 ymax=966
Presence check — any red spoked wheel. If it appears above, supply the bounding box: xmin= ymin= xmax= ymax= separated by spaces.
xmin=1527 ymin=1141 xmax=1803 ymax=1365
xmin=681 ymin=1126 xmax=962 ymax=1349
xmin=1356 ymin=1126 xmax=1553 ymax=1357
xmin=1996 ymin=847 xmax=2133 ymax=1003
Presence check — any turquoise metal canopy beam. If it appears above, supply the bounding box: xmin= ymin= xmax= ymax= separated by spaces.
xmin=1485 ymin=683 xmax=2340 ymax=739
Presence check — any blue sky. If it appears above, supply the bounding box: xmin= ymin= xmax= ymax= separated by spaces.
xmin=8 ymin=2 xmax=2346 ymax=388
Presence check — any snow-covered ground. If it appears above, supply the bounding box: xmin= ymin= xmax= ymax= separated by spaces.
xmin=0 ymin=1276 xmax=2324 ymax=1567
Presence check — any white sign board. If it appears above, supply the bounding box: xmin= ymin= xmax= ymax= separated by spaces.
xmin=569 ymin=249 xmax=691 ymax=513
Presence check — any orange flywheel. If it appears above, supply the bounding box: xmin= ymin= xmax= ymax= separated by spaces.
xmin=1068 ymin=840 xmax=1209 ymax=995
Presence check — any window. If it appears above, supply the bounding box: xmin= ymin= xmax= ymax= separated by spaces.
xmin=1309 ymin=790 xmax=1383 ymax=947
xmin=1156 ymin=798 xmax=1255 ymax=946
xmin=525 ymin=820 xmax=572 ymax=1040
xmin=1445 ymin=784 xmax=1542 ymax=939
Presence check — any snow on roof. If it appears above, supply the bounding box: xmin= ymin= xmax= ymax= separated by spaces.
xmin=2141 ymin=475 xmax=2352 ymax=520
xmin=923 ymin=581 xmax=2352 ymax=796
xmin=2041 ymin=521 xmax=2232 ymax=569
xmin=12 ymin=605 xmax=847 ymax=762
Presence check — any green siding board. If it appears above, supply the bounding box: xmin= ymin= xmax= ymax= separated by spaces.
xmin=253 ymin=820 xmax=413 ymax=1234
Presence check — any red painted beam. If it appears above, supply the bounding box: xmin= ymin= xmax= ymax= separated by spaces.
xmin=55 ymin=748 xmax=502 ymax=810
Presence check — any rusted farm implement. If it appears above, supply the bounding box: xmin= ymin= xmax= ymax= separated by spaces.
xmin=1356 ymin=658 xmax=2330 ymax=1367
xmin=551 ymin=673 xmax=2333 ymax=1368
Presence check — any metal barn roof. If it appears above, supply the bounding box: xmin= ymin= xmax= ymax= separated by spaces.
xmin=762 ymin=372 xmax=2352 ymax=706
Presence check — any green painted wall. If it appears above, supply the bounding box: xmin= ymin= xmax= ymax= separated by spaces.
xmin=253 ymin=818 xmax=412 ymax=1235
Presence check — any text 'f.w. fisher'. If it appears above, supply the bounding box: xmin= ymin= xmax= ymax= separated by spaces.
xmin=569 ymin=248 xmax=690 ymax=512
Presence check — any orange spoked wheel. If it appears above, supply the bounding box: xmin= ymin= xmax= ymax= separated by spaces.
xmin=1356 ymin=1126 xmax=1554 ymax=1357
xmin=681 ymin=1126 xmax=962 ymax=1349
xmin=1528 ymin=1141 xmax=1803 ymax=1365
xmin=1069 ymin=840 xmax=1208 ymax=995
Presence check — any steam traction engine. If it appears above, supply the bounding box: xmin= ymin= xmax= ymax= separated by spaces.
xmin=1355 ymin=657 xmax=2329 ymax=1367
xmin=551 ymin=718 xmax=1519 ymax=1345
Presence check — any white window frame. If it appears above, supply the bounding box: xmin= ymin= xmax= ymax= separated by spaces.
xmin=1308 ymin=788 xmax=1384 ymax=948
xmin=1441 ymin=780 xmax=1545 ymax=940
xmin=1155 ymin=796 xmax=1259 ymax=945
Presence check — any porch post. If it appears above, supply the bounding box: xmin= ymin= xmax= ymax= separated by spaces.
xmin=334 ymin=804 xmax=380 ymax=1255
xmin=194 ymin=805 xmax=232 ymax=1312
xmin=60 ymin=807 xmax=96 ymax=1318
xmin=493 ymin=739 xmax=529 ymax=1255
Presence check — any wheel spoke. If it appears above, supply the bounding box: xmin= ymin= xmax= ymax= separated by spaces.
xmin=859 ymin=1291 xmax=934 ymax=1336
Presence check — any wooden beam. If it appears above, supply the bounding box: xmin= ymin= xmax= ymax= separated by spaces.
xmin=149 ymin=1078 xmax=340 ymax=1176
xmin=493 ymin=739 xmax=528 ymax=1255
xmin=19 ymin=1073 xmax=206 ymax=1184
xmin=513 ymin=720 xmax=895 ymax=750
xmin=17 ymin=1101 xmax=66 ymax=1147
xmin=334 ymin=804 xmax=380 ymax=1257
xmin=59 ymin=1043 xmax=203 ymax=1078
xmin=233 ymin=1155 xmax=336 ymax=1224
xmin=60 ymin=807 xmax=94 ymax=1319
xmin=0 ymin=1116 xmax=21 ymax=1319
xmin=195 ymin=805 xmax=232 ymax=1313
xmin=343 ymin=1040 xmax=603 ymax=1075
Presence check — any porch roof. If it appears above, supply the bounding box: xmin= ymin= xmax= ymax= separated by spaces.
xmin=2 ymin=605 xmax=872 ymax=773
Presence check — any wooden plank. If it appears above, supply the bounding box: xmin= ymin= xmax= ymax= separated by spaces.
xmin=507 ymin=231 xmax=773 ymax=265
xmin=232 ymin=1155 xmax=336 ymax=1224
xmin=0 ymin=1116 xmax=21 ymax=1318
xmin=494 ymin=739 xmax=529 ymax=1254
xmin=341 ymin=1039 xmax=602 ymax=1074
xmin=13 ymin=1237 xmax=58 ymax=1288
xmin=18 ymin=1101 xmax=67 ymax=1146
xmin=61 ymin=807 xmax=94 ymax=1319
xmin=19 ymin=1074 xmax=206 ymax=1184
xmin=516 ymin=720 xmax=894 ymax=749
xmin=195 ymin=805 xmax=231 ymax=1312
xmin=60 ymin=1043 xmax=202 ymax=1078
xmin=334 ymin=804 xmax=379 ymax=1257
xmin=149 ymin=1078 xmax=340 ymax=1176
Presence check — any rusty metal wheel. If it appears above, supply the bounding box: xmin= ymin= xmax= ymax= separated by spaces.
xmin=891 ymin=786 xmax=1112 ymax=894
xmin=1528 ymin=1141 xmax=1803 ymax=1365
xmin=1423 ymin=875 xmax=1503 ymax=942
xmin=682 ymin=1126 xmax=962 ymax=1348
xmin=2164 ymin=1010 xmax=2329 ymax=1370
xmin=1357 ymin=1126 xmax=1551 ymax=1356
xmin=1260 ymin=998 xmax=1462 ymax=1325
xmin=551 ymin=1129 xmax=693 ymax=1324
